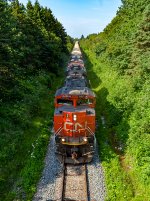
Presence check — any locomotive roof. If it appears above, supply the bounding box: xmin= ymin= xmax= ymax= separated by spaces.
xmin=67 ymin=70 xmax=86 ymax=75
xmin=69 ymin=60 xmax=84 ymax=64
xmin=69 ymin=59 xmax=83 ymax=63
xmin=55 ymin=86 xmax=95 ymax=98
xmin=66 ymin=71 xmax=87 ymax=78
xmin=71 ymin=55 xmax=82 ymax=59
xmin=66 ymin=66 xmax=86 ymax=71
xmin=65 ymin=76 xmax=87 ymax=88
xmin=66 ymin=75 xmax=85 ymax=80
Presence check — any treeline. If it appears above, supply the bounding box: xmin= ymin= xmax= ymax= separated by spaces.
xmin=80 ymin=0 xmax=150 ymax=200
xmin=1 ymin=0 xmax=73 ymax=102
xmin=0 ymin=0 xmax=73 ymax=200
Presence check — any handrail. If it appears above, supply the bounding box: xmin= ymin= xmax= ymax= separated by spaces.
xmin=55 ymin=127 xmax=63 ymax=135
xmin=86 ymin=126 xmax=95 ymax=135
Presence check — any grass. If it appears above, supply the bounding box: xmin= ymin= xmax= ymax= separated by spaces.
xmin=82 ymin=48 xmax=150 ymax=200
xmin=83 ymin=50 xmax=135 ymax=201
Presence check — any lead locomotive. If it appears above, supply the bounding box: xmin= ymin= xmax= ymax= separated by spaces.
xmin=53 ymin=41 xmax=96 ymax=164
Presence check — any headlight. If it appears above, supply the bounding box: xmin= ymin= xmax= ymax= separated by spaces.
xmin=61 ymin=138 xmax=65 ymax=142
xmin=73 ymin=114 xmax=77 ymax=121
xmin=83 ymin=137 xmax=87 ymax=142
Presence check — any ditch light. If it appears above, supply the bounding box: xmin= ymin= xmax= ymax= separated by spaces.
xmin=73 ymin=114 xmax=77 ymax=121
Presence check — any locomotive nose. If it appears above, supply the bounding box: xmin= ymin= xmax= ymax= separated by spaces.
xmin=63 ymin=111 xmax=86 ymax=137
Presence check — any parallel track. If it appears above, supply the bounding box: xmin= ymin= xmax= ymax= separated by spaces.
xmin=61 ymin=163 xmax=89 ymax=201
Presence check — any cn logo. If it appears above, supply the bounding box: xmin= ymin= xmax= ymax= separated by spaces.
xmin=64 ymin=122 xmax=86 ymax=132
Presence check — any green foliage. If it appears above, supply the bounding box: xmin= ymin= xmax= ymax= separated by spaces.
xmin=66 ymin=35 xmax=74 ymax=52
xmin=80 ymin=0 xmax=150 ymax=200
xmin=0 ymin=0 xmax=71 ymax=200
xmin=1 ymin=73 xmax=51 ymax=200
xmin=0 ymin=0 xmax=70 ymax=103
xmin=20 ymin=124 xmax=50 ymax=200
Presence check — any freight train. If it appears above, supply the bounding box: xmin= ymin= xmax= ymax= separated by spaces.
xmin=54 ymin=41 xmax=96 ymax=164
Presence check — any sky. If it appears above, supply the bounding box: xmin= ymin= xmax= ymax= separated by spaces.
xmin=19 ymin=0 xmax=122 ymax=38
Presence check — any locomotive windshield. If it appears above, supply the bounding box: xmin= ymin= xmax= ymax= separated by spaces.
xmin=57 ymin=99 xmax=73 ymax=105
xmin=77 ymin=98 xmax=93 ymax=106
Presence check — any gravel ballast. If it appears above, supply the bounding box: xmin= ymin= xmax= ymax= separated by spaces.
xmin=87 ymin=142 xmax=106 ymax=201
xmin=33 ymin=135 xmax=106 ymax=201
xmin=33 ymin=134 xmax=63 ymax=201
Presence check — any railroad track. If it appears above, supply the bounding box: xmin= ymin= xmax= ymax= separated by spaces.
xmin=61 ymin=163 xmax=89 ymax=201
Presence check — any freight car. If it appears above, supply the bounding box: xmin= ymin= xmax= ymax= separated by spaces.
xmin=53 ymin=41 xmax=96 ymax=164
